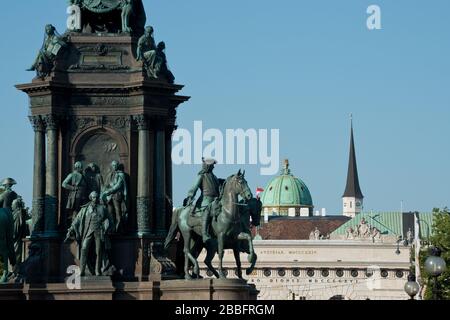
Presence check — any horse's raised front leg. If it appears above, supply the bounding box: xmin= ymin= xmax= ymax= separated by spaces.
xmin=217 ymin=233 xmax=227 ymax=279
xmin=233 ymin=247 xmax=243 ymax=279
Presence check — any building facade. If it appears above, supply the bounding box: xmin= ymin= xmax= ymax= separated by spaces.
xmin=200 ymin=239 xmax=412 ymax=300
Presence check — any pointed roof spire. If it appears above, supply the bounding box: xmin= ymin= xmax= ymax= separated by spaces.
xmin=343 ymin=114 xmax=364 ymax=199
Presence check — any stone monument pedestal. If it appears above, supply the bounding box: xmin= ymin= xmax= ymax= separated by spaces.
xmin=0 ymin=279 xmax=258 ymax=300
xmin=26 ymin=278 xmax=115 ymax=300
xmin=0 ymin=284 xmax=26 ymax=300
xmin=160 ymin=279 xmax=259 ymax=301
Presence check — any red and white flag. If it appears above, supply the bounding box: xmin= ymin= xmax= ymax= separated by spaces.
xmin=256 ymin=187 xmax=264 ymax=199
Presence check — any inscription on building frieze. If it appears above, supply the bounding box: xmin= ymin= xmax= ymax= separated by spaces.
xmin=70 ymin=96 xmax=142 ymax=107
xmin=30 ymin=96 xmax=52 ymax=108
xmin=258 ymin=250 xmax=318 ymax=256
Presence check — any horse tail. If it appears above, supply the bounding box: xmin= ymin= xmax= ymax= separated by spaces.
xmin=164 ymin=207 xmax=180 ymax=251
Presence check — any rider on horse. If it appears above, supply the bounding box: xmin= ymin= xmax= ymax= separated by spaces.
xmin=185 ymin=158 xmax=224 ymax=243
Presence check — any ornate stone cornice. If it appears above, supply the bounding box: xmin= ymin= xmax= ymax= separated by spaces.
xmin=29 ymin=116 xmax=45 ymax=132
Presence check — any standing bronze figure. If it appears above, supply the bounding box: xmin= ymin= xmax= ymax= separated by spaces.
xmin=11 ymin=197 xmax=30 ymax=272
xmin=62 ymin=162 xmax=88 ymax=221
xmin=102 ymin=161 xmax=128 ymax=233
xmin=65 ymin=192 xmax=114 ymax=277
xmin=85 ymin=163 xmax=104 ymax=196
xmin=0 ymin=208 xmax=16 ymax=283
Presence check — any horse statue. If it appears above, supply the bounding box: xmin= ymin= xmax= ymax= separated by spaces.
xmin=193 ymin=197 xmax=261 ymax=279
xmin=165 ymin=170 xmax=255 ymax=280
xmin=0 ymin=208 xmax=16 ymax=283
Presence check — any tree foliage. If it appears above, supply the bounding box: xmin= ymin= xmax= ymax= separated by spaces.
xmin=418 ymin=208 xmax=450 ymax=300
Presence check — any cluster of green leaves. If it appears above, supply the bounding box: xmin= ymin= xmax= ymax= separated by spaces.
xmin=414 ymin=208 xmax=450 ymax=300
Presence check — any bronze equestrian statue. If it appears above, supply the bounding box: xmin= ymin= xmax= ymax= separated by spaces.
xmin=170 ymin=197 xmax=262 ymax=279
xmin=165 ymin=170 xmax=254 ymax=280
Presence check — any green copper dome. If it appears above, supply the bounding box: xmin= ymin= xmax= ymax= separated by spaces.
xmin=261 ymin=160 xmax=313 ymax=216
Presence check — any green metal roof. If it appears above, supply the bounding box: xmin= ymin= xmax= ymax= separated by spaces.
xmin=332 ymin=212 xmax=435 ymax=238
xmin=417 ymin=212 xmax=435 ymax=239
xmin=260 ymin=160 xmax=313 ymax=208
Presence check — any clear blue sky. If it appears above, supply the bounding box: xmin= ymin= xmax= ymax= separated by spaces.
xmin=0 ymin=0 xmax=449 ymax=214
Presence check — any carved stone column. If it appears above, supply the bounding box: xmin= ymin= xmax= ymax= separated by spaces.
xmin=154 ymin=122 xmax=166 ymax=236
xmin=165 ymin=124 xmax=176 ymax=230
xmin=135 ymin=115 xmax=151 ymax=237
xmin=29 ymin=116 xmax=46 ymax=235
xmin=44 ymin=115 xmax=59 ymax=235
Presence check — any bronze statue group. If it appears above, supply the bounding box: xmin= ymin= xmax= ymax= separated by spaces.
xmin=0 ymin=179 xmax=31 ymax=283
xmin=62 ymin=160 xmax=127 ymax=277
xmin=0 ymin=157 xmax=262 ymax=282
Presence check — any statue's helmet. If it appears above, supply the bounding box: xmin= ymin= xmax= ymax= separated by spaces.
xmin=145 ymin=26 xmax=154 ymax=35
xmin=1 ymin=178 xmax=17 ymax=187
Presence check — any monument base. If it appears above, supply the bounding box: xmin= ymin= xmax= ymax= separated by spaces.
xmin=0 ymin=279 xmax=258 ymax=300
xmin=0 ymin=284 xmax=26 ymax=300
xmin=160 ymin=279 xmax=259 ymax=301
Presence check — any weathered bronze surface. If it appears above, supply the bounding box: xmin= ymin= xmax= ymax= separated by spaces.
xmin=16 ymin=9 xmax=189 ymax=285
xmin=102 ymin=161 xmax=128 ymax=233
xmin=165 ymin=168 xmax=258 ymax=280
xmin=0 ymin=208 xmax=15 ymax=283
xmin=62 ymin=162 xmax=88 ymax=222
xmin=27 ymin=25 xmax=67 ymax=78
xmin=70 ymin=0 xmax=146 ymax=34
xmin=65 ymin=192 xmax=114 ymax=276
xmin=0 ymin=179 xmax=18 ymax=211
xmin=11 ymin=198 xmax=31 ymax=273
xmin=137 ymin=27 xmax=175 ymax=83
xmin=186 ymin=158 xmax=223 ymax=243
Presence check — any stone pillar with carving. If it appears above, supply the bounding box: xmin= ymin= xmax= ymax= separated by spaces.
xmin=43 ymin=115 xmax=59 ymax=235
xmin=165 ymin=122 xmax=176 ymax=230
xmin=135 ymin=115 xmax=151 ymax=237
xmin=29 ymin=116 xmax=46 ymax=235
xmin=154 ymin=121 xmax=166 ymax=236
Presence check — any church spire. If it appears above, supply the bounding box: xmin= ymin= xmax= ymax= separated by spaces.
xmin=342 ymin=115 xmax=364 ymax=217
